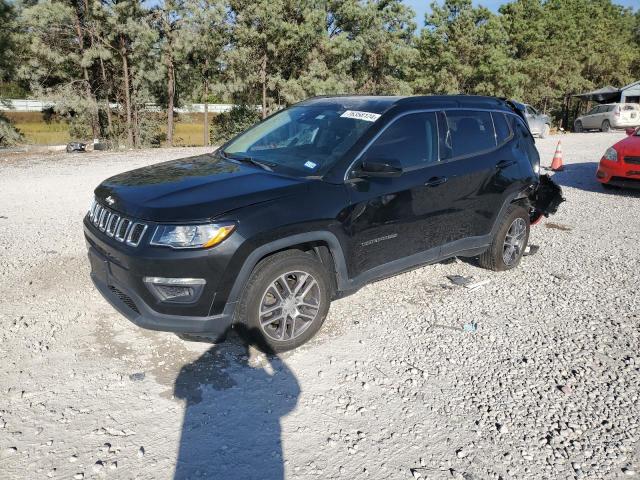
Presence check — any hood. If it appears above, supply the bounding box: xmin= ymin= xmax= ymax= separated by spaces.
xmin=613 ymin=134 xmax=640 ymax=156
xmin=94 ymin=153 xmax=309 ymax=222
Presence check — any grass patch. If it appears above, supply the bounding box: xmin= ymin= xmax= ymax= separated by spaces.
xmin=2 ymin=111 xmax=210 ymax=146
xmin=4 ymin=112 xmax=70 ymax=145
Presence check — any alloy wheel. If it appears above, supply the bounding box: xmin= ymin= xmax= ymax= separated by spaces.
xmin=503 ymin=218 xmax=527 ymax=266
xmin=258 ymin=271 xmax=321 ymax=342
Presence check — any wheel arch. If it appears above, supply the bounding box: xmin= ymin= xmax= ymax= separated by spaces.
xmin=224 ymin=231 xmax=349 ymax=321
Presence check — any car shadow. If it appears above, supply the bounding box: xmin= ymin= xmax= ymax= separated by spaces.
xmin=544 ymin=162 xmax=640 ymax=197
xmin=173 ymin=327 xmax=300 ymax=480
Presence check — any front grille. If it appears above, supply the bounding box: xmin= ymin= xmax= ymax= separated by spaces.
xmin=108 ymin=286 xmax=140 ymax=314
xmin=624 ymin=156 xmax=640 ymax=165
xmin=88 ymin=199 xmax=148 ymax=247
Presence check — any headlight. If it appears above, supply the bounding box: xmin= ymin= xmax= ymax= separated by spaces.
xmin=603 ymin=147 xmax=618 ymax=162
xmin=151 ymin=223 xmax=236 ymax=249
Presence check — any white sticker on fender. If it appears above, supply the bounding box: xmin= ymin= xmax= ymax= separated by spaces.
xmin=340 ymin=110 xmax=381 ymax=122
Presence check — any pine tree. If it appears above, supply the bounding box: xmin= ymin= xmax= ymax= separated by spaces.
xmin=180 ymin=0 xmax=227 ymax=146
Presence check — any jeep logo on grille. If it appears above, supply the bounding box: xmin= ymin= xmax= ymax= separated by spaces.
xmin=105 ymin=196 xmax=115 ymax=206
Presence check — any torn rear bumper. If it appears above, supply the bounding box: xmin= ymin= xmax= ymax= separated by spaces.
xmin=530 ymin=174 xmax=564 ymax=224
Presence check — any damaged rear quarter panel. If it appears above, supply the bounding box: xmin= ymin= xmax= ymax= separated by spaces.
xmin=530 ymin=174 xmax=565 ymax=223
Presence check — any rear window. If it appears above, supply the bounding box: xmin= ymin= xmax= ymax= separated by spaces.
xmin=492 ymin=113 xmax=512 ymax=145
xmin=445 ymin=110 xmax=496 ymax=157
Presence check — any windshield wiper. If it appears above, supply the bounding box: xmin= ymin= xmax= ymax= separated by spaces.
xmin=221 ymin=151 xmax=274 ymax=172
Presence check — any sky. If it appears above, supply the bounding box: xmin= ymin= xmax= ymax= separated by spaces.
xmin=406 ymin=0 xmax=639 ymax=27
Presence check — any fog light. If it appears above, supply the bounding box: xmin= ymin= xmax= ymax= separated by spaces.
xmin=143 ymin=277 xmax=206 ymax=304
xmin=596 ymin=170 xmax=606 ymax=179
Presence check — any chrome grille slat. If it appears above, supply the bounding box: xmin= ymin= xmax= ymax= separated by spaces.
xmin=99 ymin=210 xmax=111 ymax=231
xmin=88 ymin=200 xmax=148 ymax=247
xmin=93 ymin=205 xmax=103 ymax=226
xmin=126 ymin=223 xmax=148 ymax=247
xmin=106 ymin=214 xmax=120 ymax=237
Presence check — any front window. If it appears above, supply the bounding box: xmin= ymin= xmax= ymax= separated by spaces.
xmin=361 ymin=113 xmax=438 ymax=169
xmin=222 ymin=106 xmax=380 ymax=176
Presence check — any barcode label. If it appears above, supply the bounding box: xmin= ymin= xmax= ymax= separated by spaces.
xmin=340 ymin=110 xmax=381 ymax=122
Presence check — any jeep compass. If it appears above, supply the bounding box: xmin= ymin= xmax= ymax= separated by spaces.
xmin=84 ymin=96 xmax=563 ymax=351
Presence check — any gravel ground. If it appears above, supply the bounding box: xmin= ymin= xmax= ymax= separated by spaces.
xmin=1 ymin=133 xmax=639 ymax=480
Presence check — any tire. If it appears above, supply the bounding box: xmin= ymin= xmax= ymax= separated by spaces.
xmin=574 ymin=121 xmax=583 ymax=133
xmin=540 ymin=124 xmax=550 ymax=138
xmin=602 ymin=183 xmax=619 ymax=190
xmin=479 ymin=205 xmax=530 ymax=272
xmin=235 ymin=250 xmax=332 ymax=352
xmin=601 ymin=120 xmax=611 ymax=132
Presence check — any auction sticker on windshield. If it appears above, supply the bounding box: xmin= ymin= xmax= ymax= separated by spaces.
xmin=340 ymin=110 xmax=381 ymax=122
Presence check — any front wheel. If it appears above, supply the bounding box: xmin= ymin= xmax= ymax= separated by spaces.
xmin=235 ymin=250 xmax=331 ymax=352
xmin=479 ymin=205 xmax=530 ymax=271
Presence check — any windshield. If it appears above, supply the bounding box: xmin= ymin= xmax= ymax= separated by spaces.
xmin=222 ymin=106 xmax=380 ymax=176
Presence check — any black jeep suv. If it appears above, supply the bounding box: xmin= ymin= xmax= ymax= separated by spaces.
xmin=85 ymin=96 xmax=562 ymax=351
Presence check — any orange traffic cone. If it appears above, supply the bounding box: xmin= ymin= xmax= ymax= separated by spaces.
xmin=551 ymin=140 xmax=564 ymax=171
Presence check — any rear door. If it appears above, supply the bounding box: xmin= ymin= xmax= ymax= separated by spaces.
xmin=582 ymin=106 xmax=600 ymax=129
xmin=434 ymin=110 xmax=521 ymax=251
xmin=590 ymin=106 xmax=606 ymax=129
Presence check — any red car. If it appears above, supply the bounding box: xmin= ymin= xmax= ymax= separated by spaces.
xmin=596 ymin=127 xmax=640 ymax=189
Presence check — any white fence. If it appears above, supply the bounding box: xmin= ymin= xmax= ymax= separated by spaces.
xmin=0 ymin=99 xmax=55 ymax=112
xmin=0 ymin=99 xmax=235 ymax=113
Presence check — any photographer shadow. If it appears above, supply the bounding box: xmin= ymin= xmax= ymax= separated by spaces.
xmin=173 ymin=327 xmax=299 ymax=479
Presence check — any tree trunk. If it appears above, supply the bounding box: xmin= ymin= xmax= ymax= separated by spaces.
xmin=203 ymin=59 xmax=209 ymax=147
xmin=73 ymin=13 xmax=99 ymax=140
xmin=562 ymin=94 xmax=570 ymax=131
xmin=133 ymin=107 xmax=140 ymax=147
xmin=120 ymin=36 xmax=134 ymax=148
xmin=166 ymin=48 xmax=175 ymax=147
xmin=260 ymin=53 xmax=267 ymax=119
xmin=99 ymin=57 xmax=113 ymax=136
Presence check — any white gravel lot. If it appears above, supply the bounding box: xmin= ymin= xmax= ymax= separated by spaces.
xmin=1 ymin=133 xmax=639 ymax=480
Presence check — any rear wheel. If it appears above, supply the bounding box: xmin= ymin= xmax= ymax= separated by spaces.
xmin=601 ymin=120 xmax=611 ymax=132
xmin=235 ymin=250 xmax=331 ymax=352
xmin=479 ymin=205 xmax=530 ymax=271
xmin=574 ymin=120 xmax=583 ymax=133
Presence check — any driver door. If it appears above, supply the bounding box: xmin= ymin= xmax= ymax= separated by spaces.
xmin=342 ymin=112 xmax=444 ymax=278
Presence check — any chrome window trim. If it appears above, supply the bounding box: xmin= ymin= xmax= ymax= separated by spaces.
xmin=344 ymin=108 xmax=525 ymax=181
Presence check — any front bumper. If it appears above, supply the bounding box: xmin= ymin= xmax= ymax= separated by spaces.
xmin=85 ymin=218 xmax=236 ymax=336
xmin=596 ymin=159 xmax=640 ymax=188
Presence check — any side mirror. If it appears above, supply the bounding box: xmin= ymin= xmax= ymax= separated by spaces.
xmin=625 ymin=127 xmax=637 ymax=136
xmin=354 ymin=158 xmax=403 ymax=178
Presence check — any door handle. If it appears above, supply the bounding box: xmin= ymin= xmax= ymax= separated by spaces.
xmin=496 ymin=160 xmax=516 ymax=169
xmin=425 ymin=176 xmax=448 ymax=187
